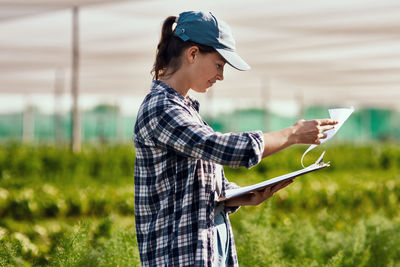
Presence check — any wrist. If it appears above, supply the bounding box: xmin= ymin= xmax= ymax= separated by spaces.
xmin=287 ymin=126 xmax=297 ymax=145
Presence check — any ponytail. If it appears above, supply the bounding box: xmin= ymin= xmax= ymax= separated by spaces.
xmin=152 ymin=16 xmax=215 ymax=80
xmin=152 ymin=16 xmax=176 ymax=80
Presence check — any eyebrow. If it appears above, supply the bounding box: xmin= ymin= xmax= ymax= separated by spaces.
xmin=217 ymin=59 xmax=226 ymax=64
xmin=215 ymin=53 xmax=226 ymax=63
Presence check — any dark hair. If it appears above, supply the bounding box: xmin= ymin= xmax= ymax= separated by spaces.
xmin=152 ymin=16 xmax=215 ymax=80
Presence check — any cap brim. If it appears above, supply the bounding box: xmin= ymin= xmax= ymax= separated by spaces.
xmin=216 ymin=48 xmax=251 ymax=71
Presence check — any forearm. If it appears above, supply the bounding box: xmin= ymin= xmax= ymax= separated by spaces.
xmin=262 ymin=126 xmax=296 ymax=158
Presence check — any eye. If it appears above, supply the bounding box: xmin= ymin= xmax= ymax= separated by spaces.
xmin=216 ymin=64 xmax=222 ymax=69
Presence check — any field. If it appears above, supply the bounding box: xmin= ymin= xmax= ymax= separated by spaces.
xmin=0 ymin=142 xmax=399 ymax=266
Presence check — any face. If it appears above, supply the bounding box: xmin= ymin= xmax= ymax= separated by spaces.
xmin=188 ymin=50 xmax=226 ymax=93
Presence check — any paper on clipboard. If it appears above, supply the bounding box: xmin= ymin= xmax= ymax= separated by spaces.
xmin=301 ymin=107 xmax=354 ymax=167
xmin=220 ymin=151 xmax=329 ymax=201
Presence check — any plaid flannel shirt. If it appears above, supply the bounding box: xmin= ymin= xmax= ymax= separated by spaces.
xmin=133 ymin=80 xmax=264 ymax=266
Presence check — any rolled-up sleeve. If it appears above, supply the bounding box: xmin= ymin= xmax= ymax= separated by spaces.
xmin=152 ymin=105 xmax=264 ymax=169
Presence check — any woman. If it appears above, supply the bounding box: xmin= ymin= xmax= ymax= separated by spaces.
xmin=133 ymin=11 xmax=337 ymax=267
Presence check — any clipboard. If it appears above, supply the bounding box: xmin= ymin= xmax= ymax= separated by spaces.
xmin=219 ymin=151 xmax=329 ymax=201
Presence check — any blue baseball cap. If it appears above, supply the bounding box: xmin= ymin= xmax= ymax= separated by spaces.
xmin=174 ymin=11 xmax=251 ymax=71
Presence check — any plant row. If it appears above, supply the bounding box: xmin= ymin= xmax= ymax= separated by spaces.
xmin=1 ymin=143 xmax=400 ymax=180
xmin=0 ymin=184 xmax=134 ymax=220
xmin=0 ymin=143 xmax=135 ymax=180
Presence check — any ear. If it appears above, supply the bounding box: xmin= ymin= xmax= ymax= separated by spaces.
xmin=185 ymin=46 xmax=199 ymax=64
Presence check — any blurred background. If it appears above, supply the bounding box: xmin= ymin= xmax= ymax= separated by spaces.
xmin=1 ymin=0 xmax=400 ymax=266
xmin=1 ymin=0 xmax=399 ymax=148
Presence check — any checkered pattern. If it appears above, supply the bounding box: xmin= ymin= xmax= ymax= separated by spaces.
xmin=133 ymin=80 xmax=264 ymax=266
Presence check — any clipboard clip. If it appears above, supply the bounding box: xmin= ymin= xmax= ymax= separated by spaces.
xmin=315 ymin=151 xmax=330 ymax=167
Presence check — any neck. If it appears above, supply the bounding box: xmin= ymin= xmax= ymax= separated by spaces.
xmin=159 ymin=70 xmax=190 ymax=97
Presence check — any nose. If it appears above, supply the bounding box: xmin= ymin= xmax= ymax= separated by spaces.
xmin=217 ymin=70 xmax=224 ymax=81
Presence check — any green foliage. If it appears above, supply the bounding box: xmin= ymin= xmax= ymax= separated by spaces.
xmin=0 ymin=236 xmax=27 ymax=266
xmin=225 ymin=142 xmax=400 ymax=175
xmin=96 ymin=227 xmax=140 ymax=266
xmin=0 ymin=142 xmax=399 ymax=266
xmin=230 ymin=205 xmax=400 ymax=267
xmin=0 ymin=143 xmax=135 ymax=181
xmin=47 ymin=222 xmax=97 ymax=267
xmin=44 ymin=221 xmax=140 ymax=267
xmin=0 ymin=183 xmax=134 ymax=220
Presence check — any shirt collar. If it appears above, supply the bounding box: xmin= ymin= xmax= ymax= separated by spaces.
xmin=151 ymin=80 xmax=200 ymax=112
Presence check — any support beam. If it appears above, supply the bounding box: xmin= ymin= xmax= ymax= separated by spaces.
xmin=71 ymin=6 xmax=81 ymax=152
xmin=22 ymin=98 xmax=35 ymax=143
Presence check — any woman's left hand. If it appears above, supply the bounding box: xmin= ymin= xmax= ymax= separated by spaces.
xmin=225 ymin=179 xmax=293 ymax=207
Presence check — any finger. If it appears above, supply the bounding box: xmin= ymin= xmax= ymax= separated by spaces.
xmin=260 ymin=186 xmax=272 ymax=194
xmin=317 ymin=133 xmax=327 ymax=139
xmin=276 ymin=180 xmax=293 ymax=192
xmin=265 ymin=184 xmax=279 ymax=196
xmin=258 ymin=187 xmax=272 ymax=198
xmin=320 ymin=125 xmax=335 ymax=132
xmin=285 ymin=179 xmax=293 ymax=187
xmin=282 ymin=179 xmax=293 ymax=187
xmin=263 ymin=179 xmax=293 ymax=195
xmin=271 ymin=184 xmax=284 ymax=193
xmin=262 ymin=189 xmax=273 ymax=199
xmin=271 ymin=180 xmax=292 ymax=193
xmin=271 ymin=185 xmax=286 ymax=195
xmin=318 ymin=119 xmax=338 ymax=126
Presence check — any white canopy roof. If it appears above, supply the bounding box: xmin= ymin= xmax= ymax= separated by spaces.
xmin=1 ymin=0 xmax=399 ymax=113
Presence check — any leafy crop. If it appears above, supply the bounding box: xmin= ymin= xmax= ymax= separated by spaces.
xmin=0 ymin=142 xmax=399 ymax=266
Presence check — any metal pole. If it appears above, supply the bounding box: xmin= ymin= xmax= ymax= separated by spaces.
xmin=71 ymin=7 xmax=81 ymax=152
xmin=22 ymin=97 xmax=34 ymax=143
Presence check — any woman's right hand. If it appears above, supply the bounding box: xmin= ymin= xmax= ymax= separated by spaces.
xmin=261 ymin=118 xmax=338 ymax=158
xmin=290 ymin=119 xmax=338 ymax=145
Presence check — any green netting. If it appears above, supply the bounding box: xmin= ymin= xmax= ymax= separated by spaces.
xmin=0 ymin=113 xmax=23 ymax=139
xmin=209 ymin=107 xmax=400 ymax=142
xmin=0 ymin=107 xmax=398 ymax=142
xmin=305 ymin=107 xmax=400 ymax=141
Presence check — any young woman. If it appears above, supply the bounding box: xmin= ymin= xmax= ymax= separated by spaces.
xmin=133 ymin=11 xmax=337 ymax=267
